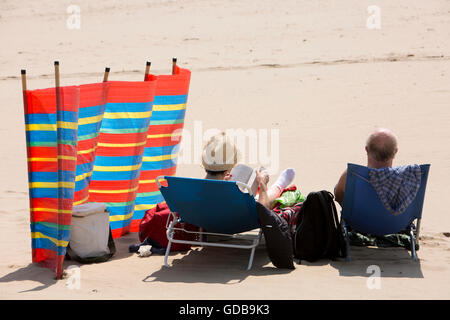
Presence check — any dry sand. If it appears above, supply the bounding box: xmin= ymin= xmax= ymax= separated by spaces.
xmin=0 ymin=0 xmax=449 ymax=299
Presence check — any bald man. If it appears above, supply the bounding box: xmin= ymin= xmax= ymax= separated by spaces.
xmin=334 ymin=128 xmax=398 ymax=205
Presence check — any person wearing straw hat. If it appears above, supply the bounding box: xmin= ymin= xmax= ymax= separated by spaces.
xmin=202 ymin=132 xmax=295 ymax=209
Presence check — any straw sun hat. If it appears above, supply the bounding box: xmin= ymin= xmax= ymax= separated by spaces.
xmin=201 ymin=132 xmax=238 ymax=172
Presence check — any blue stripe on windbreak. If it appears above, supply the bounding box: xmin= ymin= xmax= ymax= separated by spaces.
xmin=150 ymin=109 xmax=185 ymax=121
xmin=109 ymin=218 xmax=133 ymax=232
xmin=77 ymin=122 xmax=103 ymax=136
xmin=100 ymin=117 xmax=151 ymax=130
xmin=32 ymin=238 xmax=68 ymax=255
xmin=26 ymin=131 xmax=56 ymax=142
xmin=76 ymin=161 xmax=95 ymax=176
xmin=107 ymin=204 xmax=135 ymax=217
xmin=25 ymin=111 xmax=78 ymax=124
xmin=94 ymin=155 xmax=144 ymax=167
xmin=29 ymin=171 xmax=58 ymax=183
xmin=141 ymin=159 xmax=177 ymax=171
xmin=143 ymin=145 xmax=180 ymax=157
xmin=90 ymin=170 xmax=142 ymax=182
xmin=31 ymin=223 xmax=71 ymax=242
xmin=105 ymin=102 xmax=153 ymax=113
xmin=30 ymin=187 xmax=75 ymax=199
xmin=78 ymin=104 xmax=107 ymax=118
xmin=153 ymin=94 xmax=188 ymax=105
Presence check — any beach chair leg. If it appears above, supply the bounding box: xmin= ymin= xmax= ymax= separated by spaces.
xmin=247 ymin=246 xmax=256 ymax=270
xmin=342 ymin=220 xmax=352 ymax=262
xmin=409 ymin=224 xmax=418 ymax=261
xmin=164 ymin=240 xmax=172 ymax=267
xmin=247 ymin=231 xmax=261 ymax=270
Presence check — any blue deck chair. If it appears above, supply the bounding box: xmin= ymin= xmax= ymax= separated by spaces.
xmin=340 ymin=163 xmax=430 ymax=261
xmin=156 ymin=176 xmax=262 ymax=270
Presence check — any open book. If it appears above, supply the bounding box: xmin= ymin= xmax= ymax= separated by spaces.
xmin=229 ymin=164 xmax=259 ymax=196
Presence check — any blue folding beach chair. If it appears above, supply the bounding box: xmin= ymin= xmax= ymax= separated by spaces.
xmin=340 ymin=163 xmax=430 ymax=261
xmin=156 ymin=176 xmax=262 ymax=270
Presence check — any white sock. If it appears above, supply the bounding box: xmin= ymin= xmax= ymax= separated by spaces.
xmin=273 ymin=168 xmax=295 ymax=190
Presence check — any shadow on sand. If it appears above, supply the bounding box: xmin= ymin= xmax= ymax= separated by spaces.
xmin=299 ymin=246 xmax=423 ymax=278
xmin=0 ymin=263 xmax=58 ymax=292
xmin=0 ymin=233 xmax=139 ymax=292
xmin=143 ymin=245 xmax=293 ymax=284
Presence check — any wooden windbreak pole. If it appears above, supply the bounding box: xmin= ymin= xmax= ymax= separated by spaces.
xmin=172 ymin=57 xmax=177 ymax=75
xmin=21 ymin=69 xmax=27 ymax=107
xmin=144 ymin=61 xmax=151 ymax=81
xmin=103 ymin=67 xmax=110 ymax=82
xmin=54 ymin=60 xmax=63 ymax=279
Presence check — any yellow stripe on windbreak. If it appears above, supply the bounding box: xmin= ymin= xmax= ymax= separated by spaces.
xmin=147 ymin=132 xmax=182 ymax=139
xmin=103 ymin=111 xmax=152 ymax=119
xmin=28 ymin=157 xmax=57 ymax=162
xmin=152 ymin=103 xmax=186 ymax=111
xmin=89 ymin=186 xmax=139 ymax=194
xmin=138 ymin=179 xmax=156 ymax=185
xmin=78 ymin=146 xmax=97 ymax=155
xmin=92 ymin=164 xmax=141 ymax=172
xmin=75 ymin=171 xmax=93 ymax=182
xmin=97 ymin=141 xmax=146 ymax=148
xmin=58 ymin=155 xmax=77 ymax=161
xmin=134 ymin=204 xmax=157 ymax=211
xmin=57 ymin=121 xmax=78 ymax=130
xmin=29 ymin=182 xmax=75 ymax=189
xmin=31 ymin=208 xmax=72 ymax=214
xmin=73 ymin=195 xmax=89 ymax=206
xmin=78 ymin=114 xmax=104 ymax=126
xmin=25 ymin=121 xmax=77 ymax=131
xmin=26 ymin=124 xmax=56 ymax=131
xmin=31 ymin=232 xmax=69 ymax=247
xmin=142 ymin=154 xmax=177 ymax=162
xmin=109 ymin=212 xmax=134 ymax=222
xmin=27 ymin=155 xmax=76 ymax=162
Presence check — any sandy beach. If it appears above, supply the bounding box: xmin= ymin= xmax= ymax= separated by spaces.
xmin=0 ymin=0 xmax=449 ymax=299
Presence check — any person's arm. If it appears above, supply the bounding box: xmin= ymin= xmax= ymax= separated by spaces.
xmin=334 ymin=169 xmax=347 ymax=206
xmin=255 ymin=169 xmax=271 ymax=208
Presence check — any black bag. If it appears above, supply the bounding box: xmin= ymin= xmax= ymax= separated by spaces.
xmin=292 ymin=190 xmax=346 ymax=262
xmin=256 ymin=202 xmax=295 ymax=269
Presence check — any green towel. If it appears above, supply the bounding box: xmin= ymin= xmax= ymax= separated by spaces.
xmin=274 ymin=189 xmax=306 ymax=208
xmin=348 ymin=231 xmax=419 ymax=251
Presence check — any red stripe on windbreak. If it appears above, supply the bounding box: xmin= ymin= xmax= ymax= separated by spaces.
xmin=59 ymin=144 xmax=77 ymax=157
xmin=95 ymin=145 xmax=146 ymax=157
xmin=79 ymin=82 xmax=109 ymax=108
xmin=31 ymin=211 xmax=72 ymax=225
xmin=74 ymin=188 xmax=89 ymax=204
xmin=57 ymin=158 xmax=77 ymax=172
xmin=31 ymin=198 xmax=57 ymax=208
xmin=129 ymin=219 xmax=141 ymax=233
xmin=97 ymin=131 xmax=148 ymax=144
xmin=111 ymin=225 xmax=131 ymax=239
xmin=139 ymin=167 xmax=177 ymax=180
xmin=33 ymin=248 xmax=57 ymax=264
xmin=77 ymin=152 xmax=95 ymax=165
xmin=107 ymin=80 xmax=157 ymax=103
xmin=89 ymin=190 xmax=138 ymax=203
xmin=89 ymin=178 xmax=140 ymax=190
xmin=147 ymin=123 xmax=184 ymax=135
xmin=137 ymin=167 xmax=177 ymax=193
xmin=25 ymin=86 xmax=80 ymax=114
xmin=28 ymin=161 xmax=58 ymax=172
xmin=28 ymin=146 xmax=57 ymax=158
xmin=153 ymin=67 xmax=191 ymax=96
xmin=145 ymin=136 xmax=180 ymax=147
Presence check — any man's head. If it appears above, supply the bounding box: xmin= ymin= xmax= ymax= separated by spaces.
xmin=365 ymin=128 xmax=398 ymax=168
xmin=202 ymin=132 xmax=238 ymax=180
